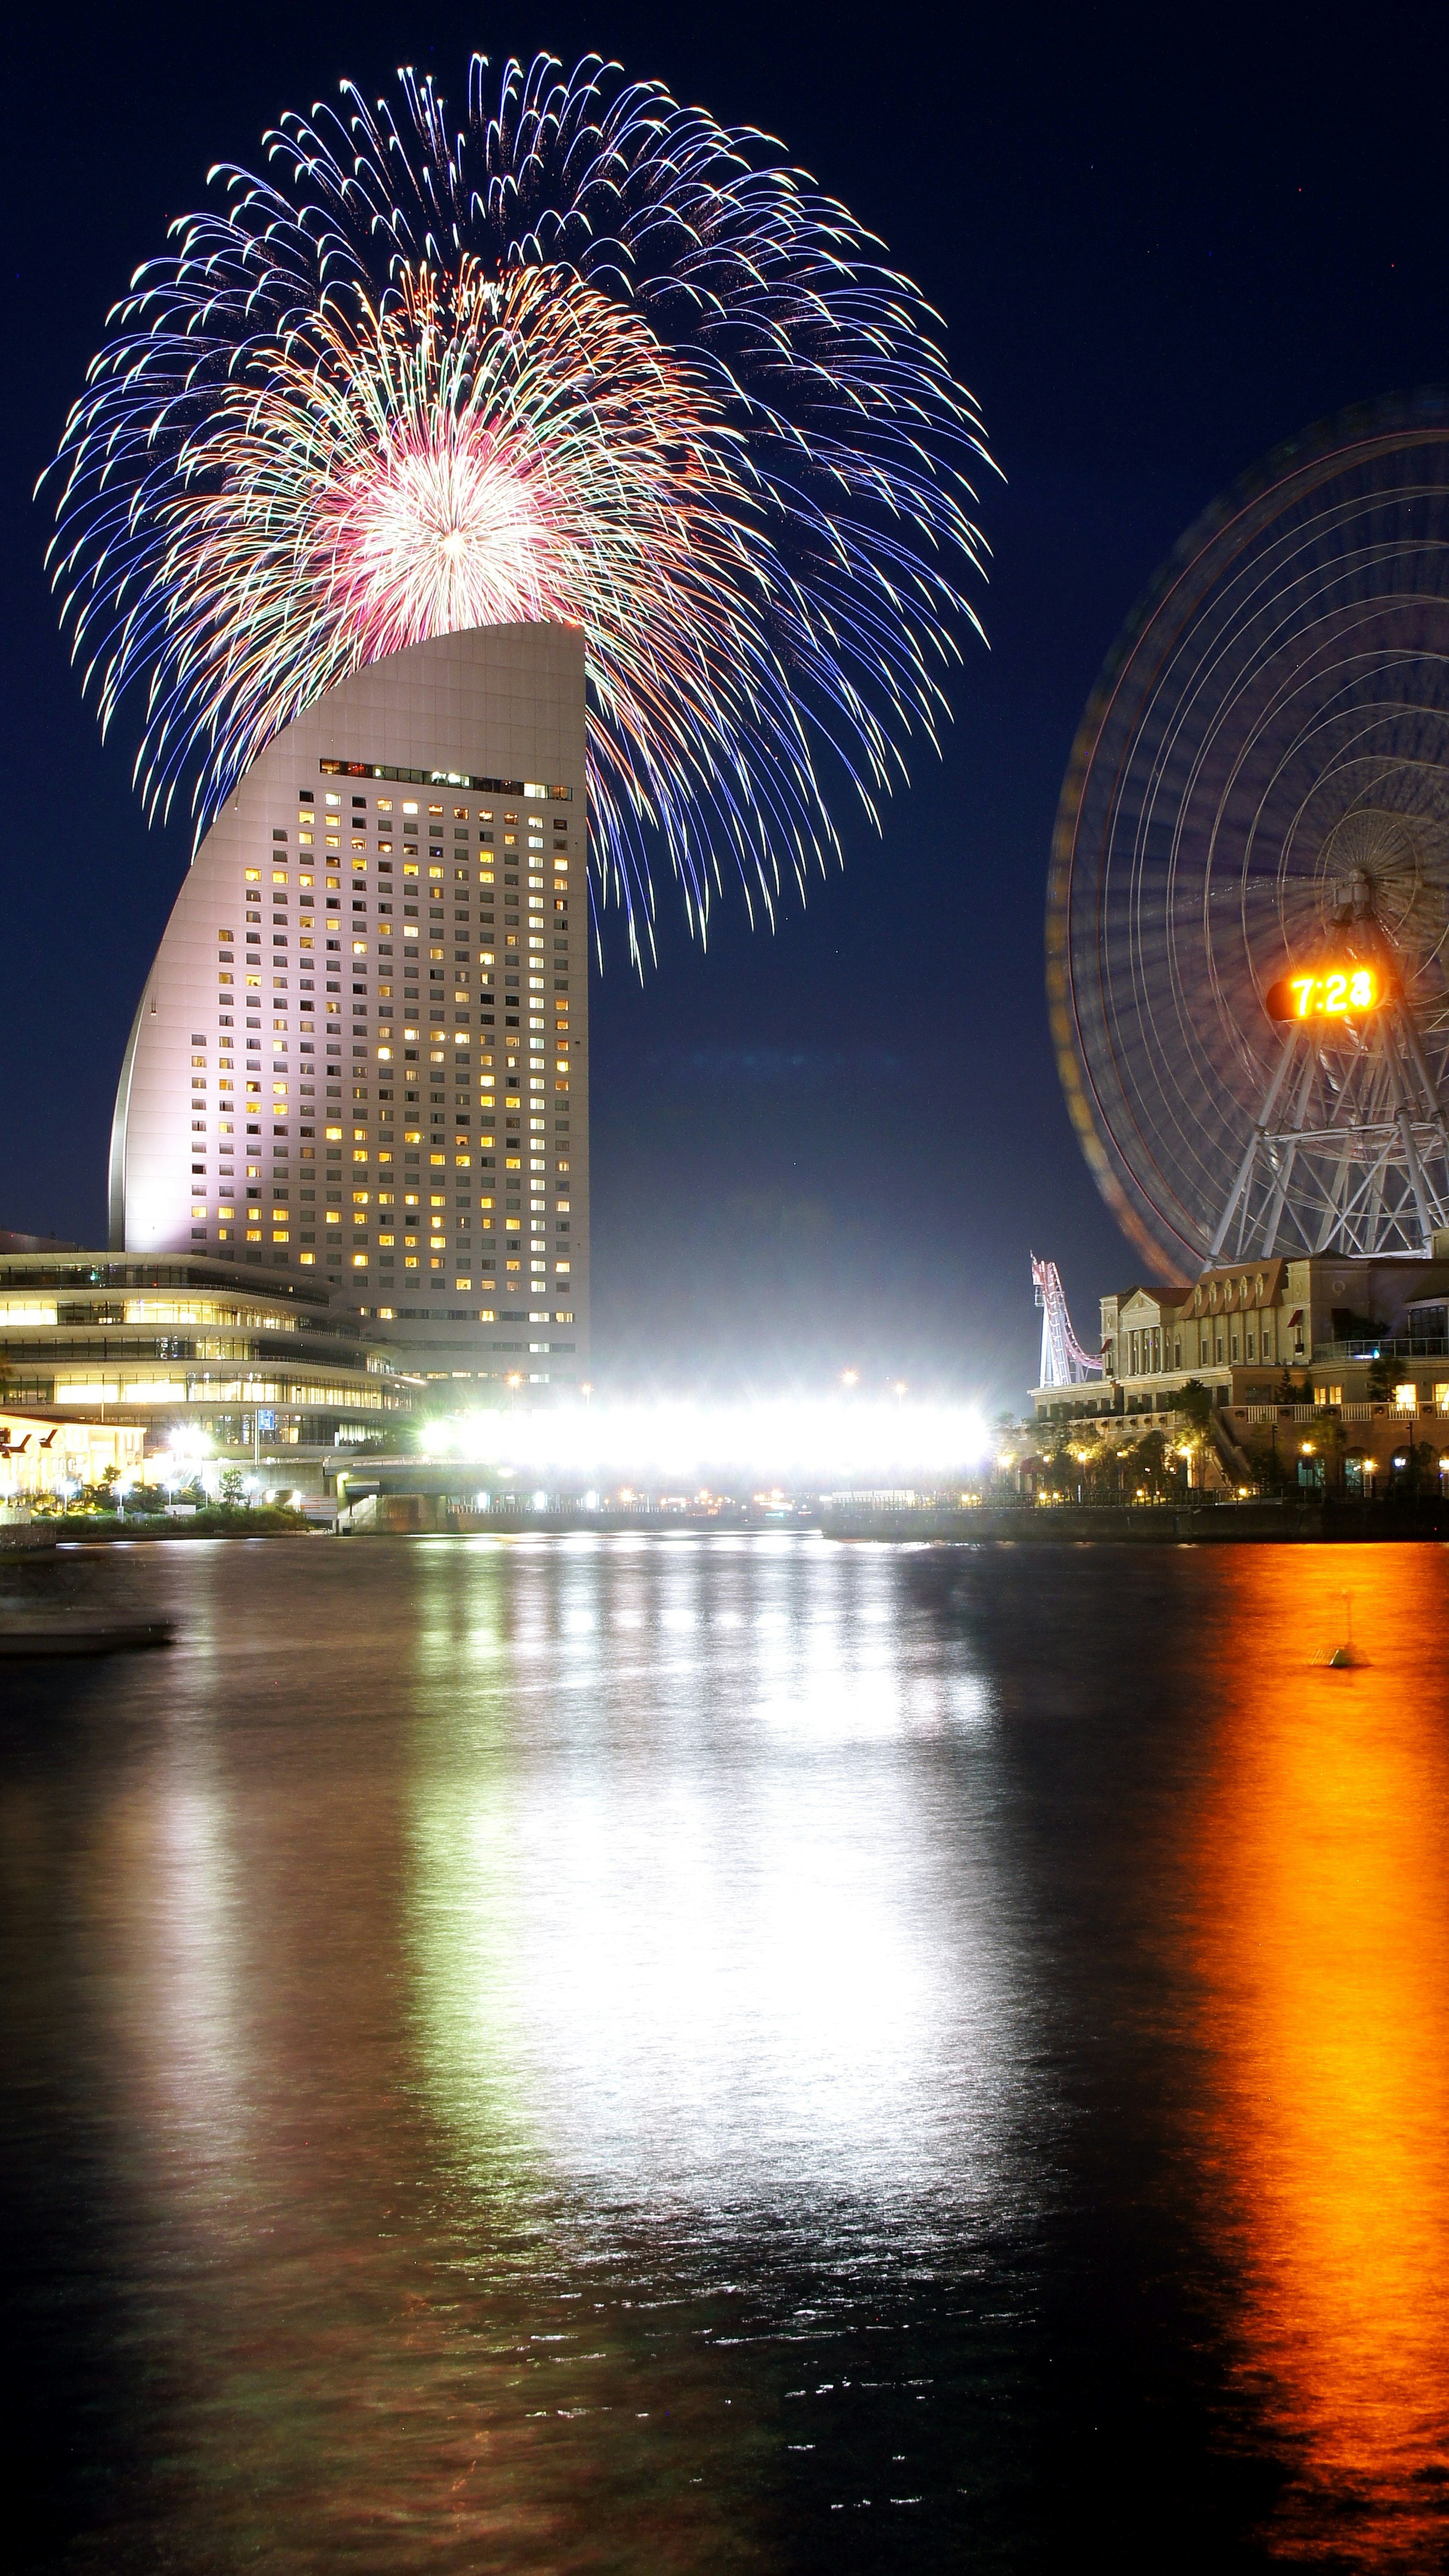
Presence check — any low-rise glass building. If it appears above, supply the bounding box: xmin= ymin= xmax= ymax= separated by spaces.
xmin=0 ymin=1252 xmax=411 ymax=1484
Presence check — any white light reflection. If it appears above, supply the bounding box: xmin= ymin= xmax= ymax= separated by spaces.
xmin=99 ymin=1779 xmax=256 ymax=2190
xmin=410 ymin=1538 xmax=1032 ymax=2219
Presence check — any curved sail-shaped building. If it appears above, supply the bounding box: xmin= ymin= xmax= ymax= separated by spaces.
xmin=109 ymin=622 xmax=589 ymax=1388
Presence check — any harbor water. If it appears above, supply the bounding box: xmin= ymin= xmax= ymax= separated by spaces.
xmin=3 ymin=1534 xmax=1447 ymax=2570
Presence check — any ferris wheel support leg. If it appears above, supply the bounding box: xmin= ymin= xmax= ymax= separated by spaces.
xmin=1381 ymin=1010 xmax=1440 ymax=1249
xmin=1394 ymin=1009 xmax=1449 ymax=1211
xmin=1208 ymin=1030 xmax=1298 ymax=1263
xmin=1372 ymin=1010 xmax=1434 ymax=1241
xmin=1312 ymin=1149 xmax=1357 ymax=1255
xmin=1257 ymin=1044 xmax=1320 ymax=1255
xmin=1362 ymin=1145 xmax=1392 ymax=1256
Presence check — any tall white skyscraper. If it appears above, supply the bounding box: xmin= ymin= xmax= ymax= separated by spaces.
xmin=109 ymin=622 xmax=589 ymax=1389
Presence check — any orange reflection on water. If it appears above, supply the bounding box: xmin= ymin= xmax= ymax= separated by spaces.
xmin=1193 ymin=1549 xmax=1449 ymax=2561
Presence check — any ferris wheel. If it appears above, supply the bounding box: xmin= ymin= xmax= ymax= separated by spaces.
xmin=1048 ymin=392 xmax=1449 ymax=1284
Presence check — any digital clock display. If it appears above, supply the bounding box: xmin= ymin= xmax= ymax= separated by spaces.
xmin=1265 ymin=966 xmax=1392 ymax=1023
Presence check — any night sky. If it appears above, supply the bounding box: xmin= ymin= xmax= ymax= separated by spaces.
xmin=5 ymin=0 xmax=1448 ymax=1403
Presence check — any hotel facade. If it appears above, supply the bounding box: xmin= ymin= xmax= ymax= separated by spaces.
xmin=109 ymin=622 xmax=589 ymax=1390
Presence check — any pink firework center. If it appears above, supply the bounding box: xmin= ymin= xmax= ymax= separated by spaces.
xmin=333 ymin=421 xmax=569 ymax=651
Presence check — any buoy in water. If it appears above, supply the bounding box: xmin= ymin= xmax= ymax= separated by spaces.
xmin=1314 ymin=1592 xmax=1369 ymax=1669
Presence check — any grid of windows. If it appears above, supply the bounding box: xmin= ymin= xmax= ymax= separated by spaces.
xmin=187 ymin=772 xmax=584 ymax=1331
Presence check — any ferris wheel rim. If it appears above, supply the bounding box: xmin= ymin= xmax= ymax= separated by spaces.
xmin=1047 ymin=388 xmax=1449 ymax=1284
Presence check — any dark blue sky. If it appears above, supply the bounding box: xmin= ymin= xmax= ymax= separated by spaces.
xmin=5 ymin=0 xmax=1447 ymax=1402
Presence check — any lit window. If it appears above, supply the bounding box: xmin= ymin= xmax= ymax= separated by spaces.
xmin=1395 ymin=1383 xmax=1418 ymax=1410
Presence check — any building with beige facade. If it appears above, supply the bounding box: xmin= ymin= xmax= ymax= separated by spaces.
xmin=109 ymin=621 xmax=588 ymax=1394
xmin=1033 ymin=1245 xmax=1449 ymax=1485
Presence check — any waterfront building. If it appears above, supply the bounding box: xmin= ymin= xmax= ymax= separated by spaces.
xmin=0 ymin=1249 xmax=410 ymax=1490
xmin=109 ymin=622 xmax=589 ymax=1392
xmin=0 ymin=1410 xmax=146 ymax=1507
xmin=1032 ymin=1246 xmax=1449 ymax=1483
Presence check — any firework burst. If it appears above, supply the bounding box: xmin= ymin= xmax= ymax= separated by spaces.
xmin=45 ymin=53 xmax=994 ymax=953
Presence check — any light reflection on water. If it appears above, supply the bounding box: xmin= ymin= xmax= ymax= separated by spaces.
xmin=411 ymin=1537 xmax=1026 ymax=2214
xmin=2 ymin=1533 xmax=1447 ymax=2571
xmin=1191 ymin=1551 xmax=1449 ymax=2564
